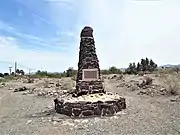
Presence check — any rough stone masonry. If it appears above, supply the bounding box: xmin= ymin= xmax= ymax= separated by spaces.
xmin=54 ymin=26 xmax=126 ymax=117
xmin=75 ymin=26 xmax=104 ymax=97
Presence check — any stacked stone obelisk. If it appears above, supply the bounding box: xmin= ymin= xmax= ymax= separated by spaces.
xmin=74 ymin=26 xmax=104 ymax=96
xmin=54 ymin=26 xmax=126 ymax=117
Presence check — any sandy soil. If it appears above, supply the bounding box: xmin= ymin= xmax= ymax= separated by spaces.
xmin=0 ymin=74 xmax=180 ymax=135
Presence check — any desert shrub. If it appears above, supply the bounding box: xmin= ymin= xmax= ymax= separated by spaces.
xmin=0 ymin=73 xmax=4 ymax=77
xmin=71 ymin=76 xmax=76 ymax=81
xmin=144 ymin=76 xmax=153 ymax=85
xmin=101 ymin=66 xmax=122 ymax=75
xmin=160 ymin=74 xmax=180 ymax=95
xmin=66 ymin=67 xmax=77 ymax=77
xmin=101 ymin=69 xmax=110 ymax=75
xmin=61 ymin=80 xmax=75 ymax=90
xmin=0 ymin=78 xmax=4 ymax=83
xmin=138 ymin=76 xmax=153 ymax=87
xmin=0 ymin=75 xmax=15 ymax=83
xmin=4 ymin=73 xmax=9 ymax=76
xmin=155 ymin=68 xmax=175 ymax=75
xmin=32 ymin=68 xmax=77 ymax=78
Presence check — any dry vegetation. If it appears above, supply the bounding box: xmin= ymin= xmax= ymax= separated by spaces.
xmin=158 ymin=71 xmax=180 ymax=95
xmin=0 ymin=69 xmax=180 ymax=135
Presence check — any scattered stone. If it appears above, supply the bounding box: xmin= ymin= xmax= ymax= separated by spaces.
xmin=170 ymin=96 xmax=180 ymax=102
xmin=14 ymin=86 xmax=28 ymax=92
xmin=8 ymin=87 xmax=13 ymax=90
xmin=138 ymin=76 xmax=153 ymax=88
xmin=81 ymin=119 xmax=89 ymax=123
xmin=26 ymin=120 xmax=32 ymax=125
xmin=62 ymin=121 xmax=75 ymax=126
xmin=52 ymin=117 xmax=62 ymax=122
xmin=22 ymin=92 xmax=28 ymax=95
xmin=53 ymin=121 xmax=57 ymax=125
xmin=26 ymin=78 xmax=34 ymax=83
xmin=138 ymin=90 xmax=147 ymax=95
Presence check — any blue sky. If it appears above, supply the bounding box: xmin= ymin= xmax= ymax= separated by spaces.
xmin=0 ymin=0 xmax=180 ymax=73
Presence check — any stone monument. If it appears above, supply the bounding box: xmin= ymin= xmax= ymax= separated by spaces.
xmin=54 ymin=26 xmax=126 ymax=117
xmin=75 ymin=26 xmax=104 ymax=97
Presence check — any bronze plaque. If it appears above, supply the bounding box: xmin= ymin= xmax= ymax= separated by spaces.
xmin=82 ymin=69 xmax=98 ymax=80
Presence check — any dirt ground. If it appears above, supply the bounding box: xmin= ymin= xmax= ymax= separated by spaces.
xmin=0 ymin=74 xmax=180 ymax=135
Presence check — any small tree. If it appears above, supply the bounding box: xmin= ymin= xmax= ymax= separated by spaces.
xmin=137 ymin=62 xmax=141 ymax=72
xmin=101 ymin=69 xmax=110 ymax=75
xmin=0 ymin=73 xmax=4 ymax=77
xmin=145 ymin=57 xmax=150 ymax=71
xmin=149 ymin=59 xmax=157 ymax=71
xmin=4 ymin=73 xmax=9 ymax=76
xmin=20 ymin=69 xmax=25 ymax=75
xmin=35 ymin=70 xmax=47 ymax=77
xmin=16 ymin=69 xmax=20 ymax=74
xmin=131 ymin=62 xmax=137 ymax=74
xmin=173 ymin=66 xmax=180 ymax=73
xmin=66 ymin=67 xmax=76 ymax=77
xmin=125 ymin=63 xmax=134 ymax=74
xmin=141 ymin=59 xmax=146 ymax=71
xmin=109 ymin=66 xmax=122 ymax=74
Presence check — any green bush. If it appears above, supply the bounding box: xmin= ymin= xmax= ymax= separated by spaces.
xmin=101 ymin=67 xmax=122 ymax=75
xmin=31 ymin=68 xmax=77 ymax=78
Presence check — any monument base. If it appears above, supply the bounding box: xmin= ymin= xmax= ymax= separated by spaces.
xmin=75 ymin=80 xmax=105 ymax=96
xmin=54 ymin=92 xmax=126 ymax=117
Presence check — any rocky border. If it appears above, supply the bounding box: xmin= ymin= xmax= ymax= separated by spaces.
xmin=54 ymin=94 xmax=126 ymax=117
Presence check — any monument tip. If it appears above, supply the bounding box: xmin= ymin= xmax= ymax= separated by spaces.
xmin=80 ymin=26 xmax=93 ymax=38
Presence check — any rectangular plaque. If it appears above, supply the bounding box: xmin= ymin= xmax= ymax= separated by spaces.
xmin=82 ymin=68 xmax=98 ymax=81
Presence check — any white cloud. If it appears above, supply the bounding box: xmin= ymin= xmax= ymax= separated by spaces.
xmin=80 ymin=0 xmax=180 ymax=68
xmin=0 ymin=36 xmax=76 ymax=73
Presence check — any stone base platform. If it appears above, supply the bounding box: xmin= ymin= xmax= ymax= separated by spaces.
xmin=75 ymin=80 xmax=105 ymax=96
xmin=54 ymin=92 xmax=126 ymax=117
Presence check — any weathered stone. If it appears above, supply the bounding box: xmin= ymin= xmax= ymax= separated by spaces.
xmin=101 ymin=103 xmax=112 ymax=108
xmin=109 ymin=106 xmax=116 ymax=114
xmin=101 ymin=108 xmax=106 ymax=116
xmin=82 ymin=110 xmax=94 ymax=116
xmin=62 ymin=108 xmax=72 ymax=116
xmin=93 ymin=107 xmax=101 ymax=115
xmin=54 ymin=93 xmax=126 ymax=117
xmin=81 ymin=105 xmax=94 ymax=111
xmin=80 ymin=26 xmax=93 ymax=37
xmin=113 ymin=104 xmax=120 ymax=112
xmin=72 ymin=108 xmax=81 ymax=116
xmin=14 ymin=86 xmax=28 ymax=92
xmin=74 ymin=26 xmax=104 ymax=96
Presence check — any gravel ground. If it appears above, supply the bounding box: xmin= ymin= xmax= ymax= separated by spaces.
xmin=0 ymin=77 xmax=180 ymax=135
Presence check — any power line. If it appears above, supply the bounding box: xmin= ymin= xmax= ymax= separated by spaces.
xmin=0 ymin=61 xmax=13 ymax=65
xmin=0 ymin=60 xmax=36 ymax=73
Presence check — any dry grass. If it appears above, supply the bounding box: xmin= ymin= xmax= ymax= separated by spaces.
xmin=0 ymin=76 xmax=16 ymax=83
xmin=155 ymin=68 xmax=176 ymax=75
xmin=60 ymin=79 xmax=75 ymax=90
xmin=160 ymin=73 xmax=180 ymax=95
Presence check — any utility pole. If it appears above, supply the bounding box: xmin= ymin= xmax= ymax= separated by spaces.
xmin=14 ymin=61 xmax=17 ymax=76
xmin=28 ymin=69 xmax=31 ymax=77
xmin=9 ymin=66 xmax=12 ymax=75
